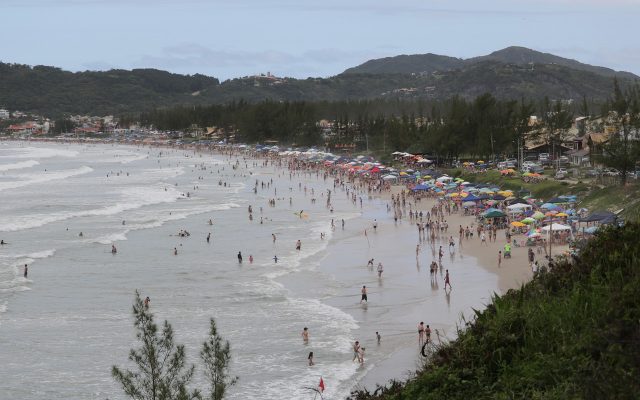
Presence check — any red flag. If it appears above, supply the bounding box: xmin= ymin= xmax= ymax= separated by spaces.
xmin=318 ymin=377 xmax=325 ymax=392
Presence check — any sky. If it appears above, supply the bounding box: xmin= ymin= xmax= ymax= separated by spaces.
xmin=1 ymin=0 xmax=639 ymax=81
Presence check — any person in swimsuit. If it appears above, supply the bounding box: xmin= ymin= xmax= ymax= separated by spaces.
xmin=308 ymin=351 xmax=314 ymax=366
xmin=360 ymin=286 xmax=368 ymax=303
xmin=352 ymin=341 xmax=360 ymax=361
xmin=206 ymin=233 xmax=211 ymax=243
xmin=23 ymin=264 xmax=28 ymax=278
xmin=418 ymin=321 xmax=425 ymax=345
xmin=377 ymin=262 xmax=384 ymax=278
xmin=237 ymin=251 xmax=243 ymax=263
xmin=425 ymin=324 xmax=432 ymax=344
xmin=302 ymin=327 xmax=309 ymax=343
xmin=144 ymin=296 xmax=150 ymax=309
xmin=444 ymin=269 xmax=452 ymax=291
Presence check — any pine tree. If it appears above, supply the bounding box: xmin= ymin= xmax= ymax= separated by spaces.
xmin=112 ymin=291 xmax=201 ymax=400
xmin=200 ymin=319 xmax=238 ymax=400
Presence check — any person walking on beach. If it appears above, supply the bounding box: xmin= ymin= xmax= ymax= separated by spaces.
xmin=373 ymin=219 xmax=378 ymax=232
xmin=438 ymin=246 xmax=444 ymax=263
xmin=377 ymin=262 xmax=384 ymax=278
xmin=498 ymin=250 xmax=502 ymax=267
xmin=444 ymin=270 xmax=452 ymax=291
xmin=23 ymin=264 xmax=28 ymax=278
xmin=481 ymin=231 xmax=487 ymax=246
xmin=302 ymin=327 xmax=309 ymax=343
xmin=360 ymin=286 xmax=368 ymax=303
xmin=418 ymin=321 xmax=425 ymax=345
xmin=425 ymin=324 xmax=432 ymax=345
xmin=237 ymin=251 xmax=243 ymax=263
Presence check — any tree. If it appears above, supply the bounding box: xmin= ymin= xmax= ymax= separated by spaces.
xmin=112 ymin=291 xmax=200 ymax=400
xmin=113 ymin=292 xmax=237 ymax=400
xmin=200 ymin=319 xmax=238 ymax=400
xmin=538 ymin=98 xmax=573 ymax=159
xmin=599 ymin=80 xmax=640 ymax=185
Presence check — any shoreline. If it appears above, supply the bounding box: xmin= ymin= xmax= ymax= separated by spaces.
xmin=1 ymin=139 xmax=565 ymax=398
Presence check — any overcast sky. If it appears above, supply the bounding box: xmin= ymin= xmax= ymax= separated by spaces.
xmin=2 ymin=0 xmax=639 ymax=80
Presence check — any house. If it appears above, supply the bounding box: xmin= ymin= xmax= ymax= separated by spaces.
xmin=0 ymin=109 xmax=9 ymax=120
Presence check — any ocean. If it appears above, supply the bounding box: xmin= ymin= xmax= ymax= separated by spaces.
xmin=0 ymin=141 xmax=499 ymax=399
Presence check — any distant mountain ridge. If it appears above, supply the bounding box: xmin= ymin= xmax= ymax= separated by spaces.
xmin=344 ymin=46 xmax=638 ymax=80
xmin=0 ymin=46 xmax=637 ymax=116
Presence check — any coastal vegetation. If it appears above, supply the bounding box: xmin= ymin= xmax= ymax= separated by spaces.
xmin=349 ymin=223 xmax=640 ymax=400
xmin=112 ymin=291 xmax=237 ymax=400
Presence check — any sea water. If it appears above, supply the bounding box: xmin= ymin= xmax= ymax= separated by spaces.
xmin=0 ymin=141 xmax=499 ymax=399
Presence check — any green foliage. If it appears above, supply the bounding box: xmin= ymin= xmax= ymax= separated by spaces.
xmin=200 ymin=319 xmax=238 ymax=400
xmin=598 ymin=81 xmax=640 ymax=185
xmin=112 ymin=292 xmax=236 ymax=400
xmin=0 ymin=56 xmax=635 ymax=117
xmin=112 ymin=291 xmax=200 ymax=400
xmin=350 ymin=223 xmax=640 ymax=399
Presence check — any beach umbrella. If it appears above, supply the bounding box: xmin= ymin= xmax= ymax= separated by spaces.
xmin=556 ymin=212 xmax=569 ymax=217
xmin=527 ymin=231 xmax=542 ymax=238
xmin=511 ymin=221 xmax=526 ymax=227
xmin=462 ymin=201 xmax=476 ymax=207
xmin=521 ymin=217 xmax=536 ymax=224
xmin=486 ymin=200 xmax=498 ymax=206
xmin=483 ymin=209 xmax=506 ymax=218
xmin=541 ymin=203 xmax=560 ymax=210
xmin=532 ymin=211 xmax=545 ymax=220
xmin=541 ymin=223 xmax=572 ymax=232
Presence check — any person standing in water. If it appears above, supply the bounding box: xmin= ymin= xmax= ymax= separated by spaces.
xmin=237 ymin=251 xmax=243 ymax=263
xmin=23 ymin=264 xmax=28 ymax=278
xmin=144 ymin=296 xmax=150 ymax=309
xmin=302 ymin=327 xmax=309 ymax=343
xmin=111 ymin=244 xmax=117 ymax=254
xmin=249 ymin=255 xmax=254 ymax=263
xmin=308 ymin=351 xmax=314 ymax=366
xmin=360 ymin=286 xmax=368 ymax=303
xmin=377 ymin=262 xmax=384 ymax=278
xmin=206 ymin=233 xmax=211 ymax=243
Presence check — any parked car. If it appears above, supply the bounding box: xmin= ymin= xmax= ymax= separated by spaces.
xmin=506 ymin=158 xmax=518 ymax=167
xmin=603 ymin=168 xmax=620 ymax=176
xmin=529 ymin=164 xmax=545 ymax=174
xmin=558 ymin=156 xmax=569 ymax=166
xmin=555 ymin=168 xmax=568 ymax=180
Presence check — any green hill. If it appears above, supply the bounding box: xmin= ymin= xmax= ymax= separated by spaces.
xmin=349 ymin=223 xmax=640 ymax=400
xmin=1 ymin=46 xmax=638 ymax=116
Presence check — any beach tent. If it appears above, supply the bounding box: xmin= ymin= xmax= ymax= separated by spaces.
xmin=532 ymin=211 xmax=545 ymax=220
xmin=541 ymin=223 xmax=572 ymax=231
xmin=580 ymin=211 xmax=617 ymax=224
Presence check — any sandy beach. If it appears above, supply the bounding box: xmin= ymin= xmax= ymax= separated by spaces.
xmin=0 ymin=140 xmax=563 ymax=399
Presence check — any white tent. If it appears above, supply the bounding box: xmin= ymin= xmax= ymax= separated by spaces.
xmin=541 ymin=223 xmax=572 ymax=231
xmin=507 ymin=203 xmax=533 ymax=213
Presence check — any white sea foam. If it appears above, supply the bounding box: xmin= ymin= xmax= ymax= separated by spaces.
xmin=0 ymin=147 xmax=79 ymax=159
xmin=0 ymin=160 xmax=40 ymax=172
xmin=0 ymin=186 xmax=181 ymax=232
xmin=0 ymin=166 xmax=93 ymax=192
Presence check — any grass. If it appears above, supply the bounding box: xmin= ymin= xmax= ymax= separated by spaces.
xmin=349 ymin=224 xmax=640 ymax=400
xmin=579 ymin=184 xmax=640 ymax=222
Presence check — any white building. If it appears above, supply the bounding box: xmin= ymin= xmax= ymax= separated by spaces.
xmin=0 ymin=109 xmax=10 ymax=120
